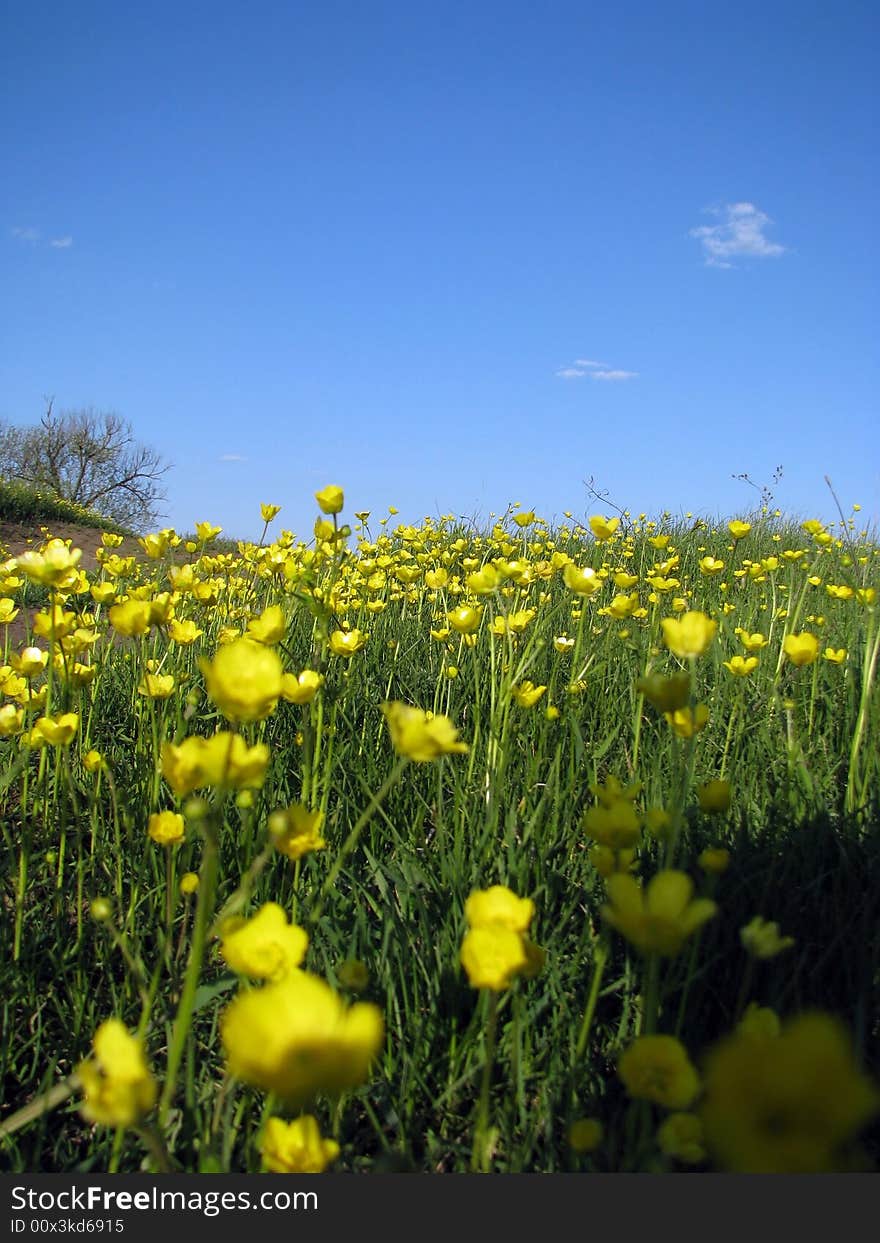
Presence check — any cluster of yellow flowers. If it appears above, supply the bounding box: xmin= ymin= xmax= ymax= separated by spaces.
xmin=2 ymin=487 xmax=876 ymax=1175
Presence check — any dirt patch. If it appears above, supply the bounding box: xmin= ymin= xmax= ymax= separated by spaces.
xmin=0 ymin=522 xmax=148 ymax=650
xmin=0 ymin=521 xmax=143 ymax=573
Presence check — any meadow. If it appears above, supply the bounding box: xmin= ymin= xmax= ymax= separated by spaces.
xmin=1 ymin=487 xmax=878 ymax=1174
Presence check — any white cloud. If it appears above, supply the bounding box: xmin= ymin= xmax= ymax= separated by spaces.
xmin=556 ymin=358 xmax=637 ymax=380
xmin=49 ymin=236 xmax=73 ymax=248
xmin=11 ymin=226 xmax=40 ymax=243
xmin=690 ymin=202 xmax=786 ymax=268
xmin=219 ymin=453 xmax=247 ymax=462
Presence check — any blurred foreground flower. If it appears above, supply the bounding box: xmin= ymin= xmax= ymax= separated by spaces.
xmin=381 ymin=701 xmax=468 ymax=761
xmin=701 ymin=1012 xmax=880 ymax=1172
xmin=221 ymin=970 xmax=384 ymax=1107
xmin=78 ymin=1020 xmax=157 ymax=1129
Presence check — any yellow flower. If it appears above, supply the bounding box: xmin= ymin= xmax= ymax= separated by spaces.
xmin=13 ymin=646 xmax=48 ymax=678
xmin=200 ymin=638 xmax=283 ymax=722
xmin=281 ymin=670 xmax=324 ymax=704
xmin=138 ymin=532 xmax=169 ymax=559
xmin=737 ymin=1003 xmax=782 ymax=1041
xmin=589 ymin=774 xmax=642 ymax=806
xmin=664 ymin=703 xmax=710 ymax=738
xmin=220 ymin=970 xmax=384 ymax=1107
xmin=589 ymin=845 xmax=638 ymax=878
xmin=260 ymin=503 xmax=282 ymax=523
xmin=0 ymin=597 xmax=20 ymax=624
xmin=491 ymin=608 xmax=536 ymax=636
xmin=17 ymin=538 xmax=83 ymax=588
xmin=460 ymin=926 xmax=529 ymax=991
xmin=511 ymin=680 xmax=547 ymax=708
xmin=425 ymin=567 xmax=449 ymax=589
xmin=661 ymin=611 xmax=717 ymax=659
xmin=698 ymin=556 xmax=724 ymax=575
xmin=568 ymin=1118 xmax=603 ymax=1153
xmin=602 ymin=871 xmax=717 ymax=957
xmin=328 ymin=629 xmax=368 ymax=656
xmin=381 ymin=701 xmax=468 ymax=761
xmin=447 ymin=604 xmax=482 ymax=634
xmin=823 ymin=647 xmax=847 ymax=664
xmin=636 ymin=673 xmax=691 ymax=713
xmin=466 ymin=564 xmax=500 ymax=594
xmin=698 ymin=847 xmax=730 ymax=874
xmin=460 ymin=885 xmax=540 ymax=990
xmin=696 ymin=779 xmax=731 ymax=814
xmin=583 ymin=799 xmax=641 ymax=851
xmin=138 ymin=672 xmax=175 ymax=699
xmin=108 ymin=599 xmax=152 ymax=637
xmin=589 ymin=515 xmax=620 ymax=541
xmin=0 ymin=704 xmax=24 ymax=736
xmin=315 ymin=485 xmax=344 ymax=515
xmin=606 ymin=592 xmax=639 ymax=619
xmin=78 ymin=1019 xmax=157 ymax=1128
xmin=465 ymin=886 xmax=534 ymax=933
xmin=147 ymin=810 xmax=185 ymax=846
xmin=31 ymin=713 xmax=79 ymax=747
xmin=168 ymin=618 xmax=204 ymax=645
xmin=268 ymin=804 xmax=327 ymax=860
xmin=246 ymin=604 xmax=286 ymax=645
xmin=783 ymin=632 xmax=819 ymax=667
xmin=562 ymin=564 xmax=602 ymax=596
xmin=161 ymin=733 xmax=270 ymax=796
xmin=220 ymin=903 xmax=309 ymax=981
xmin=700 ymin=1012 xmax=880 ymax=1172
xmin=195 ymin=521 xmax=222 ymax=542
xmin=260 ymin=1116 xmax=340 ymax=1174
xmin=728 ymin=520 xmax=751 ymax=541
xmin=179 ymin=872 xmax=199 ymax=896
xmin=618 ymin=1035 xmax=700 ymax=1109
xmin=740 ymin=916 xmax=795 ymax=959
xmin=722 ymin=655 xmax=759 ymax=677
xmin=657 ymin=1112 xmax=706 ymax=1164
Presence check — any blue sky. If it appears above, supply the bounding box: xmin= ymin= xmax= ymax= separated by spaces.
xmin=2 ymin=1 xmax=877 ymax=541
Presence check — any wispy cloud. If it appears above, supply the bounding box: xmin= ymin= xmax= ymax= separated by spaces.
xmin=219 ymin=453 xmax=247 ymax=463
xmin=49 ymin=236 xmax=73 ymax=249
xmin=556 ymin=358 xmax=637 ymax=381
xmin=591 ymin=369 xmax=638 ymax=381
xmin=690 ymin=202 xmax=786 ymax=268
xmin=11 ymin=226 xmax=40 ymax=243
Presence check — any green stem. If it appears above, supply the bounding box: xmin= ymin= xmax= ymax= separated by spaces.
xmin=158 ymin=822 xmax=219 ymax=1127
xmin=471 ymin=990 xmax=499 ymax=1173
xmin=575 ymin=938 xmax=609 ymax=1061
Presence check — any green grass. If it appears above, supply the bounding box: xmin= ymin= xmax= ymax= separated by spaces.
xmin=0 ymin=478 xmax=134 ymax=535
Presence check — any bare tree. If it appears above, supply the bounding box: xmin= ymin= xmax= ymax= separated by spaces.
xmin=0 ymin=401 xmax=171 ymax=531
